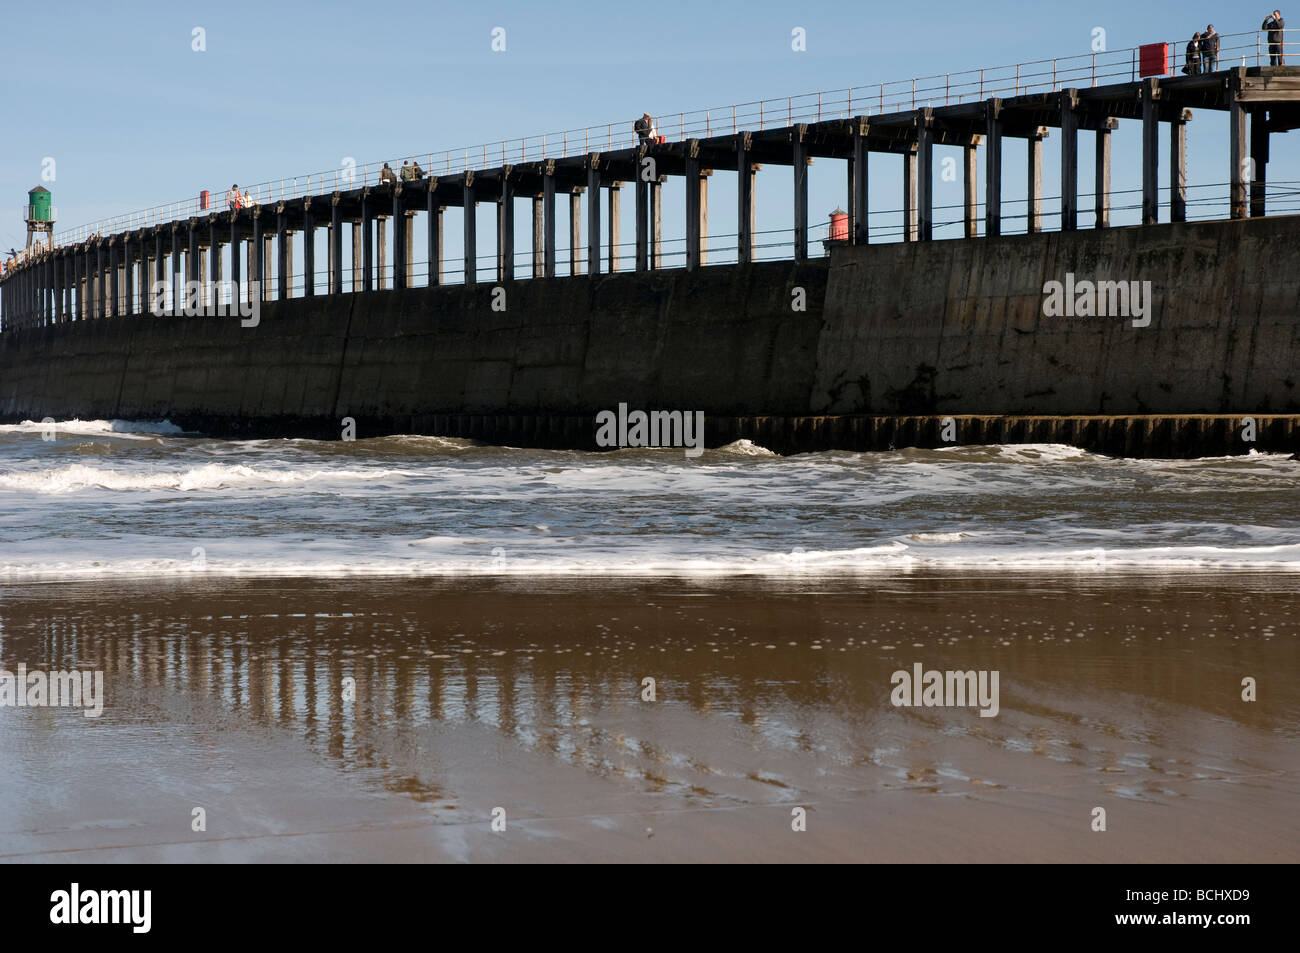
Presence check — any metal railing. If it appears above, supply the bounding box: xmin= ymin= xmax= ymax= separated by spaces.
xmin=17 ymin=29 xmax=1300 ymax=254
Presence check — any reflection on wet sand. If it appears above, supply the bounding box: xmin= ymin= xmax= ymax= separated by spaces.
xmin=0 ymin=573 xmax=1296 ymax=862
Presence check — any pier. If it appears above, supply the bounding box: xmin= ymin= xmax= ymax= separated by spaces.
xmin=2 ymin=34 xmax=1300 ymax=457
xmin=5 ymin=33 xmax=1300 ymax=328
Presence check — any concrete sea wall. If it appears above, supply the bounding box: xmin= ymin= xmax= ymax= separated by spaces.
xmin=1 ymin=216 xmax=1298 ymax=457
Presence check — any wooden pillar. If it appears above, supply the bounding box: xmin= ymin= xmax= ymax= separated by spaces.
xmin=985 ymin=99 xmax=1003 ymax=237
xmin=587 ymin=159 xmax=601 ymax=276
xmin=607 ymin=182 xmax=620 ymax=273
xmin=1250 ymin=106 xmax=1269 ymax=217
xmin=737 ymin=133 xmax=755 ymax=262
xmin=793 ymin=128 xmax=809 ymax=261
xmin=122 ymin=235 xmax=134 ymax=315
xmin=463 ymin=173 xmax=476 ymax=285
xmin=329 ymin=198 xmax=341 ymax=294
xmin=1027 ymin=131 xmax=1044 ymax=234
xmin=1171 ymin=111 xmax=1189 ymax=223
xmin=903 ymin=149 xmax=918 ymax=242
xmin=391 ymin=187 xmax=405 ymax=289
xmin=635 ymin=177 xmax=649 ymax=271
xmin=230 ymin=215 xmax=241 ymax=299
xmin=499 ymin=173 xmax=515 ymax=282
xmin=404 ymin=214 xmax=414 ymax=282
xmin=302 ymin=204 xmax=315 ymax=297
xmin=963 ymin=141 xmax=978 ymax=238
xmin=685 ymin=144 xmax=701 ymax=271
xmin=351 ymin=222 xmax=362 ymax=291
xmin=1095 ymin=128 xmax=1112 ymax=228
xmin=208 ymin=220 xmax=221 ymax=306
xmin=276 ymin=209 xmax=289 ymax=300
xmin=916 ymin=111 xmax=933 ymax=241
xmin=251 ymin=213 xmax=264 ymax=302
xmin=543 ymin=162 xmax=556 ymax=278
xmin=262 ymin=234 xmax=273 ymax=300
xmin=1141 ymin=78 xmax=1160 ymax=226
xmin=1060 ymin=89 xmax=1079 ymax=231
xmin=428 ymin=180 xmax=443 ymax=287
xmin=649 ymin=178 xmax=662 ymax=269
xmin=851 ymin=120 xmax=869 ymax=245
xmin=376 ymin=217 xmax=387 ymax=290
xmin=361 ymin=194 xmax=373 ymax=291
xmin=531 ymin=193 xmax=544 ymax=278
xmin=568 ymin=190 xmax=582 ymax=276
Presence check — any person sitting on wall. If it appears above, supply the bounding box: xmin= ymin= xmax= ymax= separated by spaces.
xmin=380 ymin=162 xmax=397 ymax=185
xmin=400 ymin=161 xmax=414 ymax=181
xmin=412 ymin=161 xmax=425 ymax=180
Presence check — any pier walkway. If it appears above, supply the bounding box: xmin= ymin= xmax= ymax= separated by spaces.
xmin=5 ymin=31 xmax=1300 ymax=331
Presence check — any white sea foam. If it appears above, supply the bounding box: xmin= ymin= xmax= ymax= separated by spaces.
xmin=0 ymin=418 xmax=189 ymax=438
xmin=0 ymin=462 xmax=412 ymax=494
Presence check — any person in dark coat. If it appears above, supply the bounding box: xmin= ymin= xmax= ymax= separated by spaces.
xmin=1202 ymin=25 xmax=1220 ymax=72
xmin=1185 ymin=33 xmax=1202 ymax=74
xmin=1264 ymin=10 xmax=1286 ymax=65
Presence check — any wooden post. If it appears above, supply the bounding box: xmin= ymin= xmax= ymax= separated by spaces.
xmin=463 ymin=173 xmax=477 ymax=285
xmin=1171 ymin=112 xmax=1189 ymax=223
xmin=985 ymin=99 xmax=1002 ymax=237
xmin=531 ymin=193 xmax=544 ymax=278
xmin=852 ymin=119 xmax=869 ymax=244
xmin=1027 ymin=131 xmax=1044 ymax=234
xmin=1141 ymin=78 xmax=1159 ymax=226
xmin=737 ymin=133 xmax=755 ymax=261
xmin=567 ymin=190 xmax=582 ymax=275
xmin=499 ymin=171 xmax=514 ymax=281
xmin=686 ymin=143 xmax=701 ymax=271
xmin=1250 ymin=106 xmax=1269 ymax=217
xmin=793 ymin=127 xmax=809 ymax=260
xmin=916 ymin=110 xmax=933 ymax=241
xmin=608 ymin=182 xmax=621 ymax=273
xmin=1095 ymin=128 xmax=1112 ymax=228
xmin=1060 ymin=89 xmax=1078 ymax=231
xmin=587 ymin=158 xmax=601 ymax=276
xmin=303 ymin=203 xmax=316 ymax=296
xmin=543 ymin=162 xmax=556 ymax=278
xmin=903 ymin=149 xmax=918 ymax=242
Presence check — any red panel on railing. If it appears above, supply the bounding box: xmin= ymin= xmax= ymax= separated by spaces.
xmin=1139 ymin=42 xmax=1169 ymax=77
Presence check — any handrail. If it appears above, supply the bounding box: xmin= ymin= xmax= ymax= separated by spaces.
xmin=16 ymin=29 xmax=1300 ymax=253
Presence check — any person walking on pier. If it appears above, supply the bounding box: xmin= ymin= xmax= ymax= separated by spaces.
xmin=400 ymin=161 xmax=414 ymax=181
xmin=1202 ymin=25 xmax=1220 ymax=71
xmin=1185 ymin=32 xmax=1202 ymax=74
xmin=226 ymin=184 xmax=242 ymax=210
xmin=1264 ymin=10 xmax=1287 ymax=65
xmin=411 ymin=161 xmax=425 ymax=180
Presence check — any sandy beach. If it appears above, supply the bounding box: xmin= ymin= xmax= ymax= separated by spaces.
xmin=1 ymin=571 xmax=1294 ymax=863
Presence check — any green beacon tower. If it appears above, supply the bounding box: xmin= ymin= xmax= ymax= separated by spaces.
xmin=25 ymin=185 xmax=55 ymax=251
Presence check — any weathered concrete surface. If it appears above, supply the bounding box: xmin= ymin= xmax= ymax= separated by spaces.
xmin=0 ymin=260 xmax=827 ymax=439
xmin=815 ymin=215 xmax=1300 ymax=416
xmin=1 ymin=216 xmax=1298 ymax=456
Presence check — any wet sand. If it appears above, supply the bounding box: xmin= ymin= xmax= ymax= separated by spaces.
xmin=0 ymin=572 xmax=1296 ymax=862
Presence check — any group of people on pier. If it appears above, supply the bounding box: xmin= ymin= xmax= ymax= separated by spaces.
xmin=1184 ymin=24 xmax=1221 ymax=74
xmin=376 ymin=161 xmax=427 ymax=185
xmin=1186 ymin=12 xmax=1289 ymax=74
xmin=225 ymin=184 xmax=253 ymax=211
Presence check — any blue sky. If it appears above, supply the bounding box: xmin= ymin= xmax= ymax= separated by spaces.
xmin=1 ymin=0 xmax=1292 ymax=268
